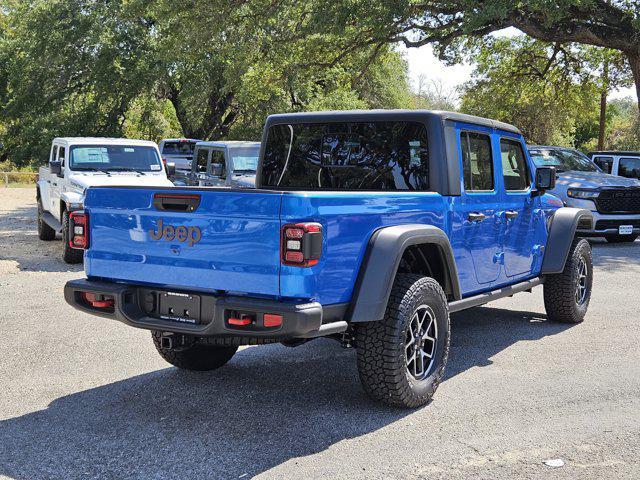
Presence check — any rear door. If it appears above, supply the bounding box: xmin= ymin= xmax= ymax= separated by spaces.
xmin=84 ymin=188 xmax=283 ymax=296
xmin=450 ymin=128 xmax=502 ymax=290
xmin=498 ymin=136 xmax=539 ymax=278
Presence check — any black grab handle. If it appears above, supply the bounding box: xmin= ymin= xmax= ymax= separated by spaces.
xmin=153 ymin=193 xmax=201 ymax=212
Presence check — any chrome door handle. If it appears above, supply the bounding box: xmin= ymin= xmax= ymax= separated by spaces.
xmin=505 ymin=210 xmax=519 ymax=220
xmin=467 ymin=212 xmax=486 ymax=223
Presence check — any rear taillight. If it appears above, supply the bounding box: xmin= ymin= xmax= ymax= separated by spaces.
xmin=281 ymin=222 xmax=322 ymax=267
xmin=69 ymin=211 xmax=89 ymax=249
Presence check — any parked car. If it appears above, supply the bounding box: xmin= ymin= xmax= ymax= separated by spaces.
xmin=589 ymin=150 xmax=640 ymax=179
xmin=37 ymin=137 xmax=175 ymax=264
xmin=158 ymin=138 xmax=202 ymax=172
xmin=64 ymin=111 xmax=593 ymax=408
xmin=172 ymin=141 xmax=260 ymax=188
xmin=529 ymin=146 xmax=640 ymax=243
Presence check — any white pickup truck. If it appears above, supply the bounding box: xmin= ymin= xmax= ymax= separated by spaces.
xmin=37 ymin=137 xmax=175 ymax=263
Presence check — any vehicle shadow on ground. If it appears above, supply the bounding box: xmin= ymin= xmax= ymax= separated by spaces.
xmin=0 ymin=204 xmax=82 ymax=273
xmin=0 ymin=306 xmax=573 ymax=480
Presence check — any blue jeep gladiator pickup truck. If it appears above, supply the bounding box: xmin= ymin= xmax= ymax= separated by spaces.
xmin=64 ymin=111 xmax=594 ymax=408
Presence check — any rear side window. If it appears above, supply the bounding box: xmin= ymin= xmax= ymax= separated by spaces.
xmin=162 ymin=141 xmax=196 ymax=155
xmin=461 ymin=131 xmax=493 ymax=191
xmin=593 ymin=156 xmax=613 ymax=173
xmin=500 ymin=138 xmax=530 ymax=191
xmin=261 ymin=121 xmax=429 ymax=190
xmin=619 ymin=157 xmax=640 ymax=179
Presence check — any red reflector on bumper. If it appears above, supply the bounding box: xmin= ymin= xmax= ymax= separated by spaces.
xmin=228 ymin=316 xmax=252 ymax=326
xmin=81 ymin=292 xmax=114 ymax=309
xmin=263 ymin=313 xmax=283 ymax=328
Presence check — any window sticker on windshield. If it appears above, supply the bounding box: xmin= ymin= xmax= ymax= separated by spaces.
xmin=150 ymin=164 xmax=161 ymax=171
xmin=124 ymin=148 xmax=135 ymax=153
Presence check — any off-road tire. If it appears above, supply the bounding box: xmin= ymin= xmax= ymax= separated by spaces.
xmin=543 ymin=238 xmax=593 ymax=323
xmin=152 ymin=331 xmax=238 ymax=371
xmin=355 ymin=274 xmax=450 ymax=408
xmin=604 ymin=234 xmax=638 ymax=244
xmin=37 ymin=198 xmax=56 ymax=241
xmin=62 ymin=211 xmax=84 ymax=264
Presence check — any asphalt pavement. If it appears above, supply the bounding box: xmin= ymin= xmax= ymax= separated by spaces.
xmin=1 ymin=188 xmax=638 ymax=479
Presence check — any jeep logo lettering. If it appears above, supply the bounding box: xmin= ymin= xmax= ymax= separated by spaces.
xmin=149 ymin=219 xmax=201 ymax=247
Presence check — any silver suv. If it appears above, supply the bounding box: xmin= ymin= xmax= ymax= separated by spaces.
xmin=530 ymin=146 xmax=640 ymax=243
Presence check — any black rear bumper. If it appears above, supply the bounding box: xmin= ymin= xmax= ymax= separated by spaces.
xmin=64 ymin=279 xmax=346 ymax=339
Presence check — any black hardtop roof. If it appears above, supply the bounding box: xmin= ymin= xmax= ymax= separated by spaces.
xmin=588 ymin=150 xmax=640 ymax=156
xmin=264 ymin=110 xmax=522 ymax=135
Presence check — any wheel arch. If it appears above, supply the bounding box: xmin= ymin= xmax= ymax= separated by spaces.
xmin=347 ymin=224 xmax=461 ymax=323
xmin=541 ymin=207 xmax=593 ymax=275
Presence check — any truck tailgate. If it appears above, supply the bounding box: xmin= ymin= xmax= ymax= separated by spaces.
xmin=84 ymin=187 xmax=282 ymax=297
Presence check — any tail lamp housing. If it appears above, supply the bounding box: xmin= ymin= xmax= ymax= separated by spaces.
xmin=69 ymin=211 xmax=89 ymax=250
xmin=281 ymin=222 xmax=323 ymax=267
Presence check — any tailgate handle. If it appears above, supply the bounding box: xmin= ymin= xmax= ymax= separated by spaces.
xmin=153 ymin=193 xmax=201 ymax=212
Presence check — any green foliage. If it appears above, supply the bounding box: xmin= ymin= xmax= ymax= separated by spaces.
xmin=0 ymin=0 xmax=412 ymax=167
xmin=460 ymin=37 xmax=601 ymax=146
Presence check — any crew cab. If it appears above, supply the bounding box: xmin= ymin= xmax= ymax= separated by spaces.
xmin=37 ymin=138 xmax=175 ymax=263
xmin=530 ymin=146 xmax=640 ymax=243
xmin=172 ymin=141 xmax=260 ymax=188
xmin=64 ymin=111 xmax=594 ymax=408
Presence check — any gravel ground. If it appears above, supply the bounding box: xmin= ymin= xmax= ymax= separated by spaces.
xmin=1 ymin=187 xmax=639 ymax=480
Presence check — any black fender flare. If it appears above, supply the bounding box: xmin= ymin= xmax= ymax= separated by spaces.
xmin=541 ymin=207 xmax=593 ymax=274
xmin=347 ymin=224 xmax=461 ymax=323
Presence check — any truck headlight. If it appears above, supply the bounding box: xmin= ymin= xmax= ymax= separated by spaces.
xmin=567 ymin=189 xmax=599 ymax=199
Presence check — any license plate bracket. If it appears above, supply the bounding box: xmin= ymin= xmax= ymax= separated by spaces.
xmin=618 ymin=225 xmax=634 ymax=235
xmin=159 ymin=291 xmax=201 ymax=324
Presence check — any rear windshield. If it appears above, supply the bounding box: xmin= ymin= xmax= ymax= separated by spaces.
xmin=261 ymin=121 xmax=429 ymax=190
xmin=70 ymin=145 xmax=162 ymax=172
xmin=161 ymin=141 xmax=197 ymax=156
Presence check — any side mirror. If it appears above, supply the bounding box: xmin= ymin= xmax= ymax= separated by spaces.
xmin=535 ymin=166 xmax=556 ymax=193
xmin=165 ymin=162 xmax=176 ymax=177
xmin=210 ymin=163 xmax=223 ymax=177
xmin=50 ymin=161 xmax=62 ymax=176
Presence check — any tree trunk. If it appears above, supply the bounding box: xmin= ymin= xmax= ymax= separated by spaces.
xmin=598 ymin=90 xmax=607 ymax=150
xmin=628 ymin=53 xmax=640 ymax=116
xmin=598 ymin=59 xmax=609 ymax=151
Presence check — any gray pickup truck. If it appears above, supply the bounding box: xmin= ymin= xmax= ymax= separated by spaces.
xmin=530 ymin=146 xmax=640 ymax=243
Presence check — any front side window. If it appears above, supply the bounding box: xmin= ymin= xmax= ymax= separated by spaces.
xmin=58 ymin=147 xmax=66 ymax=167
xmin=70 ymin=145 xmax=162 ymax=172
xmin=261 ymin=121 xmax=429 ymax=190
xmin=593 ymin=156 xmax=614 ymax=174
xmin=461 ymin=131 xmax=493 ymax=191
xmin=51 ymin=145 xmax=58 ymax=163
xmin=619 ymin=157 xmax=640 ymax=179
xmin=210 ymin=150 xmax=226 ymax=176
xmin=500 ymin=139 xmax=530 ymax=191
xmin=195 ymin=148 xmax=209 ymax=173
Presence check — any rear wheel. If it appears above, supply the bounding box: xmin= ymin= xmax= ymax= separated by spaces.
xmin=62 ymin=211 xmax=84 ymax=264
xmin=543 ymin=239 xmax=593 ymax=323
xmin=356 ymin=274 xmax=450 ymax=408
xmin=605 ymin=234 xmax=638 ymax=243
xmin=37 ymin=198 xmax=56 ymax=241
xmin=152 ymin=331 xmax=238 ymax=371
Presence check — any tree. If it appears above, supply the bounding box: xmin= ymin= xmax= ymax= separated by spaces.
xmin=327 ymin=1 xmax=640 ymax=113
xmin=460 ymin=37 xmax=599 ymax=145
xmin=412 ymin=76 xmax=457 ymax=111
